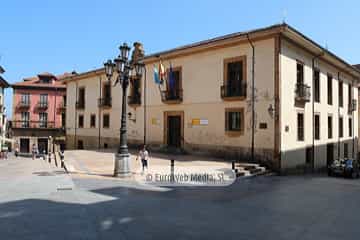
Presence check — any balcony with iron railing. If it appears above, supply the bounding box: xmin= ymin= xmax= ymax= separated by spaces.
xmin=12 ymin=120 xmax=56 ymax=129
xmin=128 ymin=94 xmax=141 ymax=106
xmin=57 ymin=101 xmax=66 ymax=112
xmin=98 ymin=97 xmax=112 ymax=108
xmin=17 ymin=101 xmax=31 ymax=109
xmin=76 ymin=101 xmax=85 ymax=110
xmin=221 ymin=84 xmax=247 ymax=100
xmin=161 ymin=89 xmax=183 ymax=104
xmin=295 ymin=83 xmax=311 ymax=102
xmin=36 ymin=101 xmax=48 ymax=109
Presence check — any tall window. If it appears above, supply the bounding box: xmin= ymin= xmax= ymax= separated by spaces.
xmin=314 ymin=114 xmax=320 ymax=140
xmin=21 ymin=93 xmax=30 ymax=104
xmin=297 ymin=113 xmax=304 ymax=141
xmin=225 ymin=109 xmax=244 ymax=133
xmin=90 ymin=114 xmax=96 ymax=128
xmin=348 ymin=84 xmax=352 ymax=110
xmin=296 ymin=62 xmax=304 ymax=85
xmin=327 ymin=75 xmax=333 ymax=105
xmin=103 ymin=114 xmax=110 ymax=128
xmin=21 ymin=112 xmax=30 ymax=128
xmin=78 ymin=87 xmax=85 ymax=108
xmin=78 ymin=115 xmax=84 ymax=128
xmin=223 ymin=57 xmax=246 ymax=97
xmin=314 ymin=69 xmax=320 ymax=103
xmin=339 ymin=81 xmax=343 ymax=107
xmin=339 ymin=116 xmax=343 ymax=138
xmin=168 ymin=68 xmax=182 ymax=99
xmin=328 ymin=116 xmax=333 ymax=139
xmin=349 ymin=118 xmax=353 ymax=137
xmin=39 ymin=112 xmax=48 ymax=128
xmin=40 ymin=94 xmax=48 ymax=107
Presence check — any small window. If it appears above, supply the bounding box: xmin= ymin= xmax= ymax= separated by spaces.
xmin=327 ymin=75 xmax=333 ymax=105
xmin=225 ymin=109 xmax=244 ymax=133
xmin=103 ymin=114 xmax=110 ymax=128
xmin=349 ymin=118 xmax=353 ymax=137
xmin=328 ymin=116 xmax=333 ymax=139
xmin=314 ymin=69 xmax=320 ymax=103
xmin=297 ymin=113 xmax=304 ymax=141
xmin=339 ymin=81 xmax=343 ymax=107
xmin=314 ymin=114 xmax=320 ymax=140
xmin=90 ymin=114 xmax=96 ymax=128
xmin=339 ymin=116 xmax=343 ymax=138
xmin=259 ymin=123 xmax=267 ymax=129
xmin=78 ymin=115 xmax=84 ymax=128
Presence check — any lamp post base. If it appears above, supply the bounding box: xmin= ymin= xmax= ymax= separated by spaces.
xmin=114 ymin=153 xmax=131 ymax=177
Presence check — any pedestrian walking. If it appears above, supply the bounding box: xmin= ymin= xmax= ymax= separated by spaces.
xmin=136 ymin=145 xmax=150 ymax=173
xmin=15 ymin=146 xmax=19 ymax=158
xmin=31 ymin=144 xmax=37 ymax=160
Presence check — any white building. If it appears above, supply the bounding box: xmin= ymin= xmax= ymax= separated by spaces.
xmin=64 ymin=24 xmax=360 ymax=172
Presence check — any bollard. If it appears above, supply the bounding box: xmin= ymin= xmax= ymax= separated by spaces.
xmin=170 ymin=159 xmax=175 ymax=182
xmin=232 ymin=161 xmax=235 ymax=170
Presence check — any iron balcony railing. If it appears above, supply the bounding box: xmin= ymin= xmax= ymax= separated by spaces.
xmin=76 ymin=101 xmax=85 ymax=109
xmin=58 ymin=101 xmax=66 ymax=112
xmin=17 ymin=101 xmax=31 ymax=108
xmin=161 ymin=89 xmax=183 ymax=103
xmin=98 ymin=97 xmax=112 ymax=108
xmin=36 ymin=101 xmax=48 ymax=109
xmin=12 ymin=120 xmax=56 ymax=129
xmin=221 ymin=84 xmax=247 ymax=98
xmin=128 ymin=94 xmax=141 ymax=105
xmin=295 ymin=83 xmax=311 ymax=102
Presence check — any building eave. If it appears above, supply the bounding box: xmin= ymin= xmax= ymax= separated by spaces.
xmin=62 ymin=68 xmax=104 ymax=84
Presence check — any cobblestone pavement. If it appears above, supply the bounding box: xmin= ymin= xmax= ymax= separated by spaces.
xmin=1 ymin=153 xmax=360 ymax=240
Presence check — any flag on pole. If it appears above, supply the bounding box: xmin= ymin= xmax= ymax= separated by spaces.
xmin=168 ymin=63 xmax=175 ymax=91
xmin=153 ymin=65 xmax=160 ymax=84
xmin=159 ymin=61 xmax=166 ymax=84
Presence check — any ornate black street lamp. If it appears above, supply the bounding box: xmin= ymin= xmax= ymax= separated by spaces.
xmin=104 ymin=42 xmax=144 ymax=177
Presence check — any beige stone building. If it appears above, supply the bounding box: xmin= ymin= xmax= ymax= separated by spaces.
xmin=64 ymin=23 xmax=360 ymax=171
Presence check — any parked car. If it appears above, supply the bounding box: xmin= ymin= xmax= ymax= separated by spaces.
xmin=328 ymin=158 xmax=360 ymax=179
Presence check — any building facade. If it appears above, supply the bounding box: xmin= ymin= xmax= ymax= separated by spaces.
xmin=0 ymin=66 xmax=10 ymax=150
xmin=11 ymin=72 xmax=74 ymax=154
xmin=64 ymin=24 xmax=360 ymax=171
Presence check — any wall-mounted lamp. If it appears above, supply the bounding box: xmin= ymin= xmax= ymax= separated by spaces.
xmin=268 ymin=104 xmax=276 ymax=118
xmin=128 ymin=112 xmax=136 ymax=123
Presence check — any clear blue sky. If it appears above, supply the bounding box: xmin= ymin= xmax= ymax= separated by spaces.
xmin=1 ymin=0 xmax=359 ymax=117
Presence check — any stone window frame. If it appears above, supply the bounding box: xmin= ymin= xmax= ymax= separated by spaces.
xmin=225 ymin=107 xmax=245 ymax=136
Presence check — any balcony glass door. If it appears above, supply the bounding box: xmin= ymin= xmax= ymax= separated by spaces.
xmin=39 ymin=112 xmax=48 ymax=128
xmin=21 ymin=112 xmax=29 ymax=128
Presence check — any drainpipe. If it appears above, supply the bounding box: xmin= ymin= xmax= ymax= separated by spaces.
xmin=352 ymin=80 xmax=355 ymax=158
xmin=247 ymin=33 xmax=255 ymax=163
xmin=74 ymin=82 xmax=78 ymax=149
xmin=338 ymin=72 xmax=341 ymax=160
xmin=143 ymin=67 xmax=147 ymax=145
xmin=311 ymin=51 xmax=324 ymax=171
xmin=98 ymin=76 xmax=102 ymax=149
